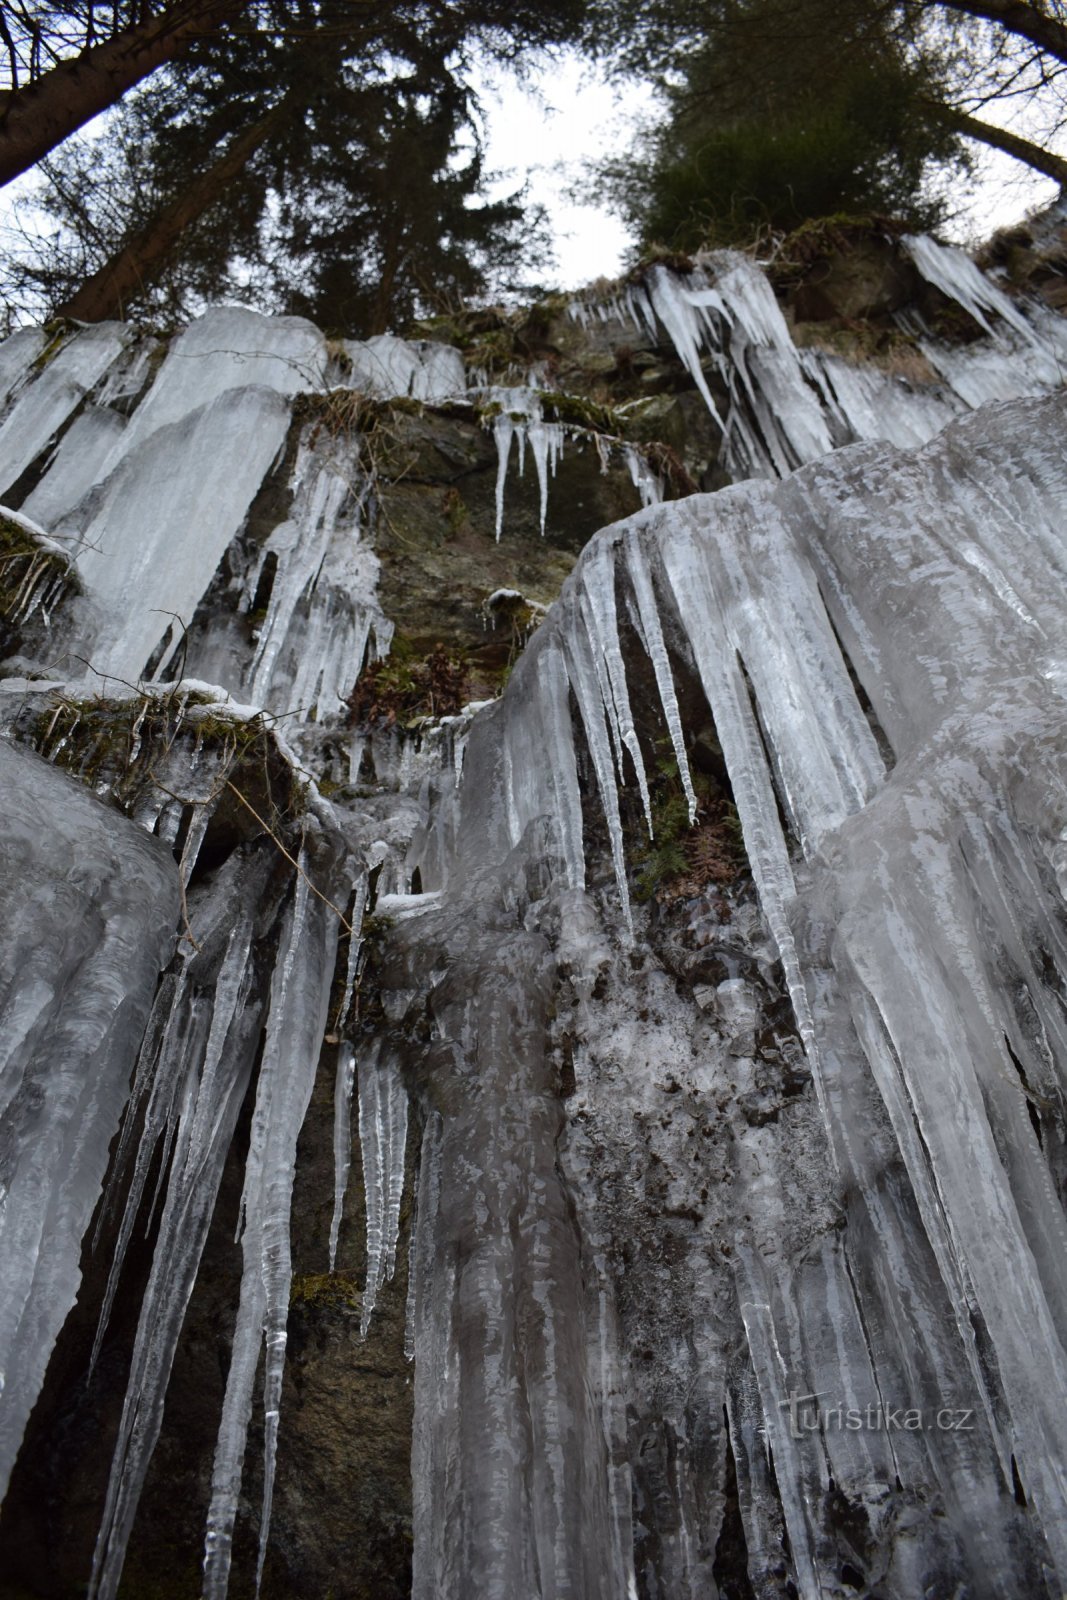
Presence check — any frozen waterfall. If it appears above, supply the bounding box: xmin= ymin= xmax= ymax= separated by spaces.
xmin=1 ymin=236 xmax=1067 ymax=1600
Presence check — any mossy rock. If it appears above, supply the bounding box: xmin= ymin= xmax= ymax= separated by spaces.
xmin=0 ymin=513 xmax=81 ymax=661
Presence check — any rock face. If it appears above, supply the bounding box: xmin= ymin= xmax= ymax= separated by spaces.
xmin=0 ymin=225 xmax=1065 ymax=1600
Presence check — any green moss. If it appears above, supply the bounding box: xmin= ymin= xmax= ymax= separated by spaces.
xmin=31 ymin=321 xmax=77 ymax=370
xmin=538 ymin=390 xmax=626 ymax=435
xmin=290 ymin=1272 xmax=360 ymax=1311
xmin=20 ymin=689 xmax=308 ymax=854
xmin=629 ymin=742 xmax=748 ymax=904
xmin=442 ymin=486 xmax=468 ymax=537
xmin=627 ymin=245 xmax=697 ymax=281
xmin=0 ymin=513 xmax=81 ymax=629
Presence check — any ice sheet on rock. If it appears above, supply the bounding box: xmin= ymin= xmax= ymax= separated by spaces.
xmin=419 ymin=395 xmax=1067 ymax=1598
xmin=0 ymin=739 xmax=177 ymax=1502
xmin=798 ymin=347 xmax=961 ymax=450
xmin=202 ymin=854 xmax=340 ymax=1600
xmin=406 ymin=907 xmax=620 ymax=1600
xmin=917 ymin=333 xmax=1064 ymax=410
xmin=342 ymin=334 xmax=465 ymax=401
xmin=22 ymin=407 xmax=127 ymax=528
xmin=106 ymin=306 xmax=322 ymax=473
xmin=0 ymin=323 xmax=129 ymax=499
xmin=93 ymin=335 xmax=161 ymax=412
xmin=356 ymin=1043 xmax=409 ymax=1336
xmin=246 ymin=432 xmax=389 ymax=720
xmin=56 ymin=386 xmax=291 ymax=685
xmin=0 ymin=327 xmax=46 ymax=409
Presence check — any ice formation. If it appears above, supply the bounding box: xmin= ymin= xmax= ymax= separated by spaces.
xmin=202 ymin=846 xmax=343 ymax=1598
xmin=570 ymin=237 xmax=1067 ymax=478
xmin=0 ymin=740 xmax=177 ymax=1503
xmin=356 ymin=1043 xmax=410 ymax=1337
xmin=1 ymin=233 xmax=1067 ymax=1600
xmin=395 ymin=388 xmax=1067 ymax=1598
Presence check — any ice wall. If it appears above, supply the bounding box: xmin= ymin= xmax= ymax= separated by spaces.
xmin=0 ymin=740 xmax=178 ymax=1503
xmin=570 ymin=240 xmax=1067 ymax=480
xmin=393 ymin=388 xmax=1067 ymax=1598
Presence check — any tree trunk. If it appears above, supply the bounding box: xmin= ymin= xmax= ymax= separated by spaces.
xmin=0 ymin=0 xmax=247 ymax=189
xmin=933 ymin=0 xmax=1067 ymax=69
xmin=57 ymin=103 xmax=286 ymax=322
xmin=932 ymin=101 xmax=1067 ymax=184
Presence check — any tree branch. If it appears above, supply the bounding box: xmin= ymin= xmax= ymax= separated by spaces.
xmin=933 ymin=0 xmax=1067 ymax=70
xmin=0 ymin=0 xmax=246 ymax=187
xmin=935 ymin=99 xmax=1067 ymax=180
xmin=57 ymin=95 xmax=290 ymax=320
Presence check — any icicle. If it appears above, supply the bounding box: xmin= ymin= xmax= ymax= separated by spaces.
xmin=202 ymin=852 xmax=339 ymax=1600
xmin=622 ymin=525 xmax=698 ymax=824
xmin=329 ymin=1044 xmax=357 ymax=1274
xmin=357 ymin=1046 xmax=409 ymax=1337
xmin=527 ymin=418 xmax=563 ymax=535
xmin=581 ymin=540 xmax=654 ymax=837
xmin=88 ymin=972 xmax=197 ymax=1372
xmin=563 ymin=621 xmax=633 ymax=936
xmin=623 ymin=445 xmax=661 ymax=507
xmin=88 ymin=919 xmax=257 ymax=1600
xmin=903 ymin=233 xmax=1036 ymax=342
xmin=643 ymin=264 xmax=724 ymax=425
xmin=493 ymin=412 xmax=514 ymax=541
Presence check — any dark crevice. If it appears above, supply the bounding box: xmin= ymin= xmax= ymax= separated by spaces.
xmin=736 ymin=651 xmax=797 ymax=854
xmin=1004 ymin=1031 xmax=1044 ymax=1148
xmin=817 ymin=582 xmax=896 ymax=772
xmin=712 ymin=1409 xmax=756 ymax=1600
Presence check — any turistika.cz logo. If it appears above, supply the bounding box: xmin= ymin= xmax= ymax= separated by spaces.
xmin=778 ymin=1390 xmax=975 ymax=1441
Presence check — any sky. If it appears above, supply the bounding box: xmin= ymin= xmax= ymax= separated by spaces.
xmin=474 ymin=53 xmax=1062 ymax=291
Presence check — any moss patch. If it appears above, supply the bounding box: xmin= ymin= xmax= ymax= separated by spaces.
xmin=346 ymin=641 xmax=469 ymax=731
xmin=629 ymin=740 xmax=748 ymax=908
xmin=19 ymin=689 xmax=308 ymax=874
xmin=0 ymin=513 xmax=80 ymax=654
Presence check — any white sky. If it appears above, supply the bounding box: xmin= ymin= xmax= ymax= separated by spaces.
xmin=471 ymin=55 xmax=655 ymax=290
xmin=474 ymin=52 xmax=1062 ymax=291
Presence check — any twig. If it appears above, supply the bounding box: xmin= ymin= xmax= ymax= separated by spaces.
xmin=224 ymin=779 xmax=354 ymax=934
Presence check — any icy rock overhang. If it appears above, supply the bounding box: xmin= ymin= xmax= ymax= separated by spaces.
xmin=568 ymin=235 xmax=1067 ymax=478
xmin=1 ymin=241 xmax=1067 ymax=1599
xmin=0 ymin=228 xmax=1055 ymax=719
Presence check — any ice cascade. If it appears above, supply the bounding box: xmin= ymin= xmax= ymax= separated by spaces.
xmin=1 ymin=244 xmax=1067 ymax=1600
